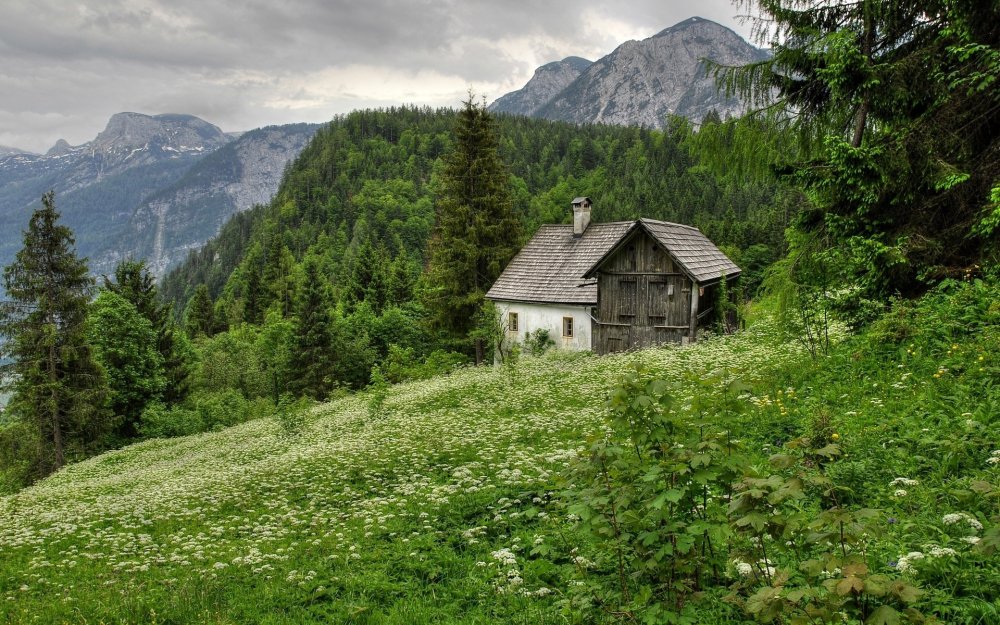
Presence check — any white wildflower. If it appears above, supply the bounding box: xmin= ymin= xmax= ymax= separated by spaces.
xmin=943 ymin=512 xmax=984 ymax=531
xmin=731 ymin=560 xmax=754 ymax=577
xmin=896 ymin=551 xmax=924 ymax=573
xmin=928 ymin=545 xmax=957 ymax=558
xmin=889 ymin=477 xmax=919 ymax=487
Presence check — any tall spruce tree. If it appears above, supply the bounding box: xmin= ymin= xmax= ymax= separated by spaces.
xmin=425 ymin=96 xmax=521 ymax=363
xmin=0 ymin=192 xmax=108 ymax=476
xmin=104 ymin=259 xmax=192 ymax=404
xmin=184 ymin=284 xmax=216 ymax=338
xmin=290 ymin=256 xmax=338 ymax=399
xmin=725 ymin=0 xmax=1000 ymax=296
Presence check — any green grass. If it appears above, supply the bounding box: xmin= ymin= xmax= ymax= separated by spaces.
xmin=0 ymin=321 xmax=803 ymax=623
xmin=1 ymin=279 xmax=998 ymax=624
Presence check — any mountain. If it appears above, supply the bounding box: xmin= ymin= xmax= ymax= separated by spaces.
xmin=0 ymin=145 xmax=35 ymax=157
xmin=489 ymin=56 xmax=592 ymax=116
xmin=491 ymin=17 xmax=769 ymax=127
xmin=0 ymin=113 xmax=318 ymax=279
xmin=94 ymin=123 xmax=320 ymax=275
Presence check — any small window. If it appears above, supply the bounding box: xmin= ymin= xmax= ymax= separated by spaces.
xmin=562 ymin=316 xmax=574 ymax=338
xmin=508 ymin=312 xmax=518 ymax=332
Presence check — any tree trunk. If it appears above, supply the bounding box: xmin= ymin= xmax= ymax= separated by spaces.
xmin=49 ymin=340 xmax=64 ymax=469
xmin=852 ymin=11 xmax=875 ymax=148
xmin=474 ymin=338 xmax=484 ymax=366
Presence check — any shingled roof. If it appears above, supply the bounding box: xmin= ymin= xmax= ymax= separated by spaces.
xmin=486 ymin=218 xmax=740 ymax=305
xmin=584 ymin=219 xmax=742 ymax=284
xmin=486 ymin=222 xmax=633 ymax=304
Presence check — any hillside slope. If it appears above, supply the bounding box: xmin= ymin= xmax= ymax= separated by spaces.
xmin=0 ymin=323 xmax=803 ymax=623
xmin=4 ymin=278 xmax=999 ymax=623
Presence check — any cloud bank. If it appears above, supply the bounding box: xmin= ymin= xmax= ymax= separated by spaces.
xmin=0 ymin=0 xmax=755 ymax=153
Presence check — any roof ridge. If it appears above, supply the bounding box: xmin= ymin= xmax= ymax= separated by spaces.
xmin=639 ymin=217 xmax=702 ymax=232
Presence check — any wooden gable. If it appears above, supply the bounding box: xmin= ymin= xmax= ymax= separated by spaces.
xmin=593 ymin=228 xmax=696 ymax=354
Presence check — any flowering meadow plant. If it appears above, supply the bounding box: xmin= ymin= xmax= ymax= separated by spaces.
xmin=0 ymin=278 xmax=998 ymax=624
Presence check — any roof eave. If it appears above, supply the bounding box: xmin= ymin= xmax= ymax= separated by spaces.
xmin=486 ymin=295 xmax=597 ymax=306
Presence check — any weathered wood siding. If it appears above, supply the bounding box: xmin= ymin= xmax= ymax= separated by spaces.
xmin=593 ymin=230 xmax=694 ymax=354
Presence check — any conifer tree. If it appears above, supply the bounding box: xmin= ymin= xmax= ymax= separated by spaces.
xmin=184 ymin=284 xmax=216 ymax=338
xmin=290 ymin=256 xmax=338 ymax=399
xmin=725 ymin=0 xmax=1000 ymax=296
xmin=0 ymin=192 xmax=108 ymax=475
xmin=425 ymin=95 xmax=521 ymax=362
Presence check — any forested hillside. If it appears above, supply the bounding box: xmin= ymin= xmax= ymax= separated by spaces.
xmin=160 ymin=106 xmax=792 ymax=360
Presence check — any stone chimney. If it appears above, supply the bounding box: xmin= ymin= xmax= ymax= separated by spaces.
xmin=572 ymin=196 xmax=592 ymax=237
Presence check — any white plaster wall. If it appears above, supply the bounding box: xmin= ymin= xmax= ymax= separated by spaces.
xmin=492 ymin=301 xmax=593 ymax=352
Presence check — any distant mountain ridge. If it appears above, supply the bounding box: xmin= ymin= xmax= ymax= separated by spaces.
xmin=0 ymin=113 xmax=318 ymax=280
xmin=489 ymin=56 xmax=592 ymax=117
xmin=0 ymin=145 xmax=35 ymax=157
xmin=490 ymin=17 xmax=768 ymax=126
xmin=94 ymin=123 xmax=319 ymax=275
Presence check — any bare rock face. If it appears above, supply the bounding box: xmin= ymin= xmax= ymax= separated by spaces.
xmin=95 ymin=123 xmax=320 ymax=276
xmin=90 ymin=113 xmax=230 ymax=173
xmin=0 ymin=113 xmax=317 ymax=282
xmin=489 ymin=56 xmax=592 ymax=116
xmin=493 ymin=17 xmax=768 ymax=128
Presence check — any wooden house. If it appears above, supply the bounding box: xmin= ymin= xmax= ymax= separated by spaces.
xmin=486 ymin=197 xmax=741 ymax=355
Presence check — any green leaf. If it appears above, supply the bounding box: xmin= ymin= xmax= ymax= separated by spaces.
xmin=889 ymin=581 xmax=922 ymax=604
xmin=867 ymin=605 xmax=901 ymax=625
xmin=736 ymin=511 xmax=767 ymax=532
xmin=785 ymin=589 xmax=807 ymax=603
xmin=836 ymin=576 xmax=864 ymax=596
xmin=769 ymin=453 xmax=796 ymax=469
xmin=691 ymin=453 xmax=712 ymax=468
xmin=814 ymin=444 xmax=842 ymax=458
xmin=745 ymin=587 xmax=782 ymax=616
xmin=651 ymin=489 xmax=684 ymax=508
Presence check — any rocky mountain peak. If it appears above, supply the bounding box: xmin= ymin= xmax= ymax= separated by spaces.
xmin=45 ymin=138 xmax=76 ymax=157
xmin=489 ymin=56 xmax=593 ymax=117
xmin=93 ymin=112 xmax=229 ymax=156
xmin=0 ymin=145 xmax=36 ymax=157
xmin=493 ymin=17 xmax=768 ymax=128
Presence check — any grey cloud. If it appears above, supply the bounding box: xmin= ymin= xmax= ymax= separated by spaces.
xmin=0 ymin=0 xmax=748 ymax=153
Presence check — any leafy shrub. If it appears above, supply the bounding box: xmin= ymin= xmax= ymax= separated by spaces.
xmin=275 ymin=394 xmax=312 ymax=436
xmin=382 ymin=345 xmax=467 ymax=383
xmin=562 ymin=366 xmax=747 ymax=623
xmin=139 ymin=391 xmax=274 ymax=439
xmin=138 ymin=402 xmax=203 ymax=439
xmin=0 ymin=421 xmax=41 ymax=493
xmin=522 ymin=329 xmax=554 ymax=356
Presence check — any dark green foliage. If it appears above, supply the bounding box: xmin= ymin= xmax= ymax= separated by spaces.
xmin=104 ymin=259 xmax=191 ymax=404
xmin=194 ymin=325 xmax=270 ymax=400
xmin=157 ymin=105 xmax=796 ymax=394
xmin=725 ymin=0 xmax=1000 ymax=297
xmin=522 ymin=329 xmax=555 ymax=357
xmin=563 ymin=369 xmax=747 ymax=623
xmin=289 ymin=256 xmax=338 ymax=400
xmin=87 ymin=290 xmax=165 ymax=440
xmin=184 ymin=284 xmax=216 ymax=338
xmin=424 ymin=97 xmax=522 ymax=358
xmin=0 ymin=192 xmax=109 ymax=477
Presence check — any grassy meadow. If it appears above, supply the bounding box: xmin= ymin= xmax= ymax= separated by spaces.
xmin=1 ymin=280 xmax=998 ymax=624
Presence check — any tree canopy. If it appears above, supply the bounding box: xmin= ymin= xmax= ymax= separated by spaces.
xmin=725 ymin=0 xmax=1000 ymax=296
xmin=0 ymin=192 xmax=108 ymax=476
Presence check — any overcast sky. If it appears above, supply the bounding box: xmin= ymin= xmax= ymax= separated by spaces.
xmin=0 ymin=0 xmax=757 ymax=154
